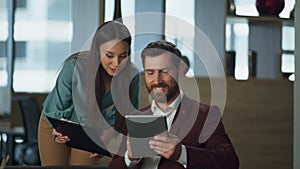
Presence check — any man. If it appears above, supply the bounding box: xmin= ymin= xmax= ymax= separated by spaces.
xmin=109 ymin=40 xmax=239 ymax=169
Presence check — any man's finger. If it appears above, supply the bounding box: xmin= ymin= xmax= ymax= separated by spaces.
xmin=149 ymin=141 xmax=174 ymax=152
xmin=150 ymin=138 xmax=177 ymax=149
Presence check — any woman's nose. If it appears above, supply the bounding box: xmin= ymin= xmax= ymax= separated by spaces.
xmin=112 ymin=57 xmax=119 ymax=67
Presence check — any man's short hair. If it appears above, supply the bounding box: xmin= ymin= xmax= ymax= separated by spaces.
xmin=181 ymin=56 xmax=190 ymax=74
xmin=141 ymin=40 xmax=182 ymax=67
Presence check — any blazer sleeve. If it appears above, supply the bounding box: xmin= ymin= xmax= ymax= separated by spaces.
xmin=186 ymin=120 xmax=239 ymax=169
xmin=108 ymin=134 xmax=131 ymax=169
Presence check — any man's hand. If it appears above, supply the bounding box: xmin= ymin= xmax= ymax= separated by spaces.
xmin=149 ymin=134 xmax=182 ymax=160
xmin=52 ymin=129 xmax=70 ymax=143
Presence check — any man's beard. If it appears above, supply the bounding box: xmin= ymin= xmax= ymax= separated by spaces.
xmin=146 ymin=81 xmax=180 ymax=103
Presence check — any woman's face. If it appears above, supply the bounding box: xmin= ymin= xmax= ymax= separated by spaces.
xmin=99 ymin=39 xmax=129 ymax=76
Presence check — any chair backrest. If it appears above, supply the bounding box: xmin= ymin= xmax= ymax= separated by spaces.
xmin=17 ymin=96 xmax=41 ymax=143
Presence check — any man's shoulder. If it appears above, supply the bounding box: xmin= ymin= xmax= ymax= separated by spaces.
xmin=182 ymin=95 xmax=212 ymax=112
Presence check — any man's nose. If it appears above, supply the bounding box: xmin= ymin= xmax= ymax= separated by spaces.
xmin=153 ymin=72 xmax=162 ymax=84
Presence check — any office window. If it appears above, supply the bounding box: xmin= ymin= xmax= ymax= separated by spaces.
xmin=226 ymin=22 xmax=249 ymax=80
xmin=282 ymin=25 xmax=295 ymax=51
xmin=279 ymin=0 xmax=296 ymax=18
xmin=0 ymin=0 xmax=8 ymax=87
xmin=13 ymin=0 xmax=73 ymax=92
xmin=165 ymin=0 xmax=195 ymax=77
xmin=281 ymin=53 xmax=294 ymax=73
xmin=15 ymin=0 xmax=27 ymax=8
xmin=104 ymin=0 xmax=135 ymax=22
xmin=234 ymin=0 xmax=258 ymax=16
xmin=0 ymin=0 xmax=11 ymax=114
xmin=104 ymin=0 xmax=114 ymax=21
xmin=104 ymin=0 xmax=135 ymax=63
xmin=281 ymin=25 xmax=295 ymax=81
xmin=227 ymin=1 xmax=295 ymax=80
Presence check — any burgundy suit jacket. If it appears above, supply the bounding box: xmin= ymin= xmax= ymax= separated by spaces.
xmin=108 ymin=95 xmax=239 ymax=169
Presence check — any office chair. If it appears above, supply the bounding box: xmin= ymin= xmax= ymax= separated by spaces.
xmin=14 ymin=96 xmax=41 ymax=165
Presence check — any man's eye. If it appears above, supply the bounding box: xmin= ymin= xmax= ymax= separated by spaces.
xmin=162 ymin=69 xmax=169 ymax=73
xmin=146 ymin=70 xmax=154 ymax=75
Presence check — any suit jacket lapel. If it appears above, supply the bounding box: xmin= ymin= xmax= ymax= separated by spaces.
xmin=142 ymin=95 xmax=200 ymax=139
xmin=169 ymin=95 xmax=199 ymax=140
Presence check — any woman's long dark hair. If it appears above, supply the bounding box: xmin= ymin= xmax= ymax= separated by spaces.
xmin=89 ymin=20 xmax=137 ymax=134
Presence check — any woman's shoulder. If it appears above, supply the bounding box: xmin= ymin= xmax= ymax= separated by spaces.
xmin=65 ymin=51 xmax=90 ymax=61
xmin=63 ymin=51 xmax=91 ymax=67
xmin=59 ymin=52 xmax=85 ymax=77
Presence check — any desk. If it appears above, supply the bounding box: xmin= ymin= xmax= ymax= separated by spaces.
xmin=0 ymin=123 xmax=24 ymax=165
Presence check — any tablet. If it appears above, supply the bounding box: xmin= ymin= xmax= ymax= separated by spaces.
xmin=125 ymin=115 xmax=168 ymax=157
xmin=46 ymin=116 xmax=111 ymax=157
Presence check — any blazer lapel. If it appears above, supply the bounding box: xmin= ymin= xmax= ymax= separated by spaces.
xmin=169 ymin=95 xmax=199 ymax=139
xmin=140 ymin=96 xmax=200 ymax=140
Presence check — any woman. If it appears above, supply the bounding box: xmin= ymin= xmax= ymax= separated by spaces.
xmin=38 ymin=20 xmax=139 ymax=166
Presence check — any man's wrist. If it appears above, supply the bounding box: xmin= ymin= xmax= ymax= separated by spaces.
xmin=125 ymin=151 xmax=142 ymax=167
xmin=129 ymin=156 xmax=142 ymax=161
xmin=176 ymin=145 xmax=187 ymax=167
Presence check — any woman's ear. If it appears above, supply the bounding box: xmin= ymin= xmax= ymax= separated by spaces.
xmin=178 ymin=60 xmax=186 ymax=77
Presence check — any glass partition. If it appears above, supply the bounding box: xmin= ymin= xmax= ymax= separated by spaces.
xmin=165 ymin=0 xmax=195 ymax=77
xmin=13 ymin=0 xmax=72 ymax=92
xmin=0 ymin=0 xmax=10 ymax=115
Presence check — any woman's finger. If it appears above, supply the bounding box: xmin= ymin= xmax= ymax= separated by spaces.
xmin=54 ymin=135 xmax=70 ymax=143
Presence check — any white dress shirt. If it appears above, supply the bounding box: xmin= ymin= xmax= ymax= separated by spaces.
xmin=125 ymin=90 xmax=187 ymax=168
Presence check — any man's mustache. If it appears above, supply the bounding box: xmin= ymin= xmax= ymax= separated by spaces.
xmin=150 ymin=83 xmax=168 ymax=89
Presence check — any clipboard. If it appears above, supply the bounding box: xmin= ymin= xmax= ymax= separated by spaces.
xmin=125 ymin=115 xmax=168 ymax=157
xmin=46 ymin=116 xmax=111 ymax=157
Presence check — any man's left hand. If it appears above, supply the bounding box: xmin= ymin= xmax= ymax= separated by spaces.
xmin=149 ymin=134 xmax=182 ymax=160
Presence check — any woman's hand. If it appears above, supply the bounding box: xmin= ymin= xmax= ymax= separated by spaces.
xmin=89 ymin=153 xmax=103 ymax=159
xmin=52 ymin=129 xmax=70 ymax=143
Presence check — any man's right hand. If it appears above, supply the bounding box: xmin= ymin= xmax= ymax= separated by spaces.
xmin=52 ymin=129 xmax=70 ymax=143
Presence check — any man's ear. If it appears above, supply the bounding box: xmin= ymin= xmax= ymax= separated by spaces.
xmin=178 ymin=61 xmax=186 ymax=77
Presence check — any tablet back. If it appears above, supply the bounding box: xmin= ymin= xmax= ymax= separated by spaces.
xmin=125 ymin=115 xmax=168 ymax=157
xmin=47 ymin=116 xmax=111 ymax=157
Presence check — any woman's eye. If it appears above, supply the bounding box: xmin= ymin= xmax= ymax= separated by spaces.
xmin=106 ymin=54 xmax=114 ymax=58
xmin=119 ymin=55 xmax=127 ymax=59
